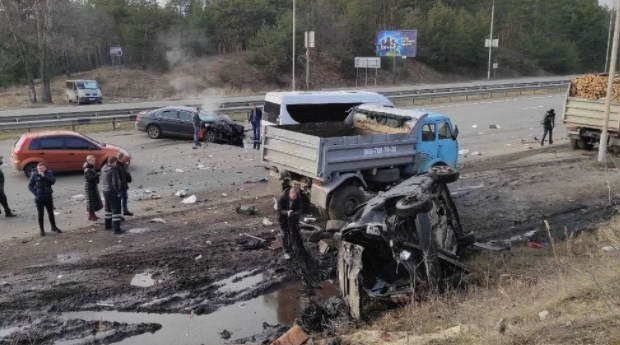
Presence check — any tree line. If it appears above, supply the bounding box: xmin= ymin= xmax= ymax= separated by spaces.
xmin=0 ymin=0 xmax=611 ymax=103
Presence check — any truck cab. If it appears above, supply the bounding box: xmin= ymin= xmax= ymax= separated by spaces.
xmin=414 ymin=113 xmax=459 ymax=172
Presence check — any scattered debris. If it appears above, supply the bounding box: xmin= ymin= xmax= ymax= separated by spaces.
xmin=71 ymin=194 xmax=85 ymax=202
xmin=195 ymin=255 xmax=203 ymax=261
xmin=258 ymin=177 xmax=268 ymax=183
xmin=236 ymin=205 xmax=257 ymax=215
xmin=489 ymin=124 xmax=502 ymax=129
xmin=325 ymin=220 xmax=347 ymax=232
xmin=524 ymin=144 xmax=534 ymax=150
xmin=149 ymin=194 xmax=162 ymax=199
xmin=175 ymin=169 xmax=184 ymax=173
xmin=34 ymin=243 xmax=41 ymax=246
xmin=472 ymin=124 xmax=479 ymax=129
xmin=495 ymin=318 xmax=508 ymax=334
xmin=150 ymin=218 xmax=166 ymax=224
xmin=318 ymin=239 xmax=335 ymax=254
xmin=262 ymin=218 xmax=274 ymax=226
xmin=538 ymin=310 xmax=549 ymax=321
xmin=527 ymin=241 xmax=543 ymax=249
xmin=471 ymin=151 xmax=482 ymax=156
xmin=219 ymin=329 xmax=232 ymax=340
xmin=303 ymin=216 xmax=317 ymax=224
xmin=57 ymin=275 xmax=63 ymax=279
xmin=96 ymin=302 xmax=114 ymax=308
xmin=175 ymin=190 xmax=187 ymax=197
xmin=222 ymin=193 xmax=228 ymax=197
xmin=128 ymin=228 xmax=151 ymax=234
xmin=270 ymin=239 xmax=283 ymax=251
xmin=602 ymin=246 xmax=619 ymax=252
xmin=182 ymin=195 xmax=197 ymax=204
xmin=505 ymin=144 xmax=512 ymax=147
xmin=241 ymin=233 xmax=266 ymax=242
xmin=458 ymin=149 xmax=470 ymax=156
xmin=272 ymin=325 xmax=309 ymax=345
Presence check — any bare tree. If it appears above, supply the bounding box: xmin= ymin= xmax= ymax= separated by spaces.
xmin=0 ymin=0 xmax=37 ymax=103
xmin=33 ymin=0 xmax=53 ymax=103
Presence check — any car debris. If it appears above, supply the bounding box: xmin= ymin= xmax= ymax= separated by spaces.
xmin=175 ymin=190 xmax=187 ymax=197
xmin=338 ymin=173 xmax=476 ymax=319
xmin=71 ymin=194 xmax=85 ymax=202
xmin=272 ymin=325 xmax=309 ymax=345
xmin=150 ymin=218 xmax=167 ymax=224
xmin=262 ymin=218 xmax=274 ymax=226
xmin=319 ymin=239 xmax=336 ymax=254
xmin=182 ymin=195 xmax=197 ymax=204
xmin=241 ymin=233 xmax=266 ymax=242
xmin=458 ymin=149 xmax=470 ymax=156
xmin=195 ymin=255 xmax=203 ymax=261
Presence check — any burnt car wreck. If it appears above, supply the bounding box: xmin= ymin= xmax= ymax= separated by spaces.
xmin=203 ymin=114 xmax=245 ymax=146
xmin=338 ymin=170 xmax=476 ymax=319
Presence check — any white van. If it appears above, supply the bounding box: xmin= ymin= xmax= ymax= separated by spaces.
xmin=262 ymin=91 xmax=393 ymax=126
xmin=65 ymin=80 xmax=103 ymax=105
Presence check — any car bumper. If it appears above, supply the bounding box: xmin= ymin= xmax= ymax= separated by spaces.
xmin=78 ymin=97 xmax=102 ymax=104
xmin=135 ymin=122 xmax=146 ymax=132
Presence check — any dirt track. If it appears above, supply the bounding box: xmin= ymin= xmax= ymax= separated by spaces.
xmin=0 ymin=144 xmax=618 ymax=344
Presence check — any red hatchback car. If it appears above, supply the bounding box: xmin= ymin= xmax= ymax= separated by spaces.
xmin=11 ymin=131 xmax=131 ymax=177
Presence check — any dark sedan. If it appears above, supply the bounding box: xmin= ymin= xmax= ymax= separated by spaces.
xmin=135 ymin=106 xmax=245 ymax=145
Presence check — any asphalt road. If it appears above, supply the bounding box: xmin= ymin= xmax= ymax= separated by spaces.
xmin=0 ymin=75 xmax=574 ymax=118
xmin=0 ymin=94 xmax=566 ymax=240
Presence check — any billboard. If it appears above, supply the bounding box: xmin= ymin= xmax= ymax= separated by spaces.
xmin=110 ymin=47 xmax=123 ymax=57
xmin=376 ymin=30 xmax=417 ymax=57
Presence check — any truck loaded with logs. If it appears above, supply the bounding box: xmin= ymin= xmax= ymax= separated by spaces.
xmin=563 ymin=73 xmax=620 ymax=152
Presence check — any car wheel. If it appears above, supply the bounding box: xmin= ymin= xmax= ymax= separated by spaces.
xmin=204 ymin=129 xmax=217 ymax=143
xmin=414 ymin=212 xmax=441 ymax=291
xmin=395 ymin=194 xmax=433 ymax=217
xmin=328 ymin=185 xmax=366 ymax=220
xmin=23 ymin=163 xmax=38 ymax=178
xmin=147 ymin=125 xmax=162 ymax=139
xmin=429 ymin=165 xmax=460 ymax=184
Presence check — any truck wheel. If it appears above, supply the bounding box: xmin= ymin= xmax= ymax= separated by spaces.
xmin=577 ymin=139 xmax=593 ymax=151
xmin=328 ymin=186 xmax=366 ymax=220
xmin=415 ymin=212 xmax=441 ymax=291
xmin=363 ymin=168 xmax=400 ymax=184
xmin=395 ymin=194 xmax=433 ymax=217
xmin=613 ymin=146 xmax=620 ymax=155
xmin=429 ymin=165 xmax=460 ymax=184
xmin=570 ymin=138 xmax=579 ymax=150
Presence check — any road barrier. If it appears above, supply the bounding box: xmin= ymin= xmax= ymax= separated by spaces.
xmin=0 ymin=81 xmax=570 ymax=132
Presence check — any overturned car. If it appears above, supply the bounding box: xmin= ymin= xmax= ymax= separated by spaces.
xmin=338 ymin=170 xmax=475 ymax=319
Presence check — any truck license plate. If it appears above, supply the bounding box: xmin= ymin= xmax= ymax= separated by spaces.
xmin=363 ymin=146 xmax=397 ymax=155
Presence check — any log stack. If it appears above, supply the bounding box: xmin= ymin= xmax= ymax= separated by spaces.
xmin=570 ymin=74 xmax=620 ymax=101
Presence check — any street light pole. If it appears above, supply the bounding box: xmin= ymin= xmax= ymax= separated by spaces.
xmin=605 ymin=8 xmax=614 ymax=73
xmin=487 ymin=0 xmax=495 ymax=81
xmin=292 ymin=0 xmax=296 ymax=91
xmin=598 ymin=0 xmax=620 ymax=163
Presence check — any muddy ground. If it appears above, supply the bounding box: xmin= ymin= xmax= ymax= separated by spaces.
xmin=0 ymin=144 xmax=618 ymax=345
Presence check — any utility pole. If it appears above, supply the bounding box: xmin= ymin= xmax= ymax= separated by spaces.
xmin=292 ymin=0 xmax=296 ymax=91
xmin=305 ymin=31 xmax=314 ymax=90
xmin=487 ymin=0 xmax=495 ymax=81
xmin=606 ymin=8 xmax=614 ymax=73
xmin=598 ymin=0 xmax=620 ymax=163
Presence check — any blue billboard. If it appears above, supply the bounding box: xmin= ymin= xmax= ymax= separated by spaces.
xmin=376 ymin=30 xmax=417 ymax=57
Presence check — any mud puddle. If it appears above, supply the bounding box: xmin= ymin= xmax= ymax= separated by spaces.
xmin=59 ymin=281 xmax=338 ymax=345
xmin=215 ymin=270 xmax=265 ymax=293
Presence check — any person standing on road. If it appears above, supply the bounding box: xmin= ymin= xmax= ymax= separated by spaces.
xmin=247 ymin=104 xmax=263 ymax=145
xmin=192 ymin=107 xmax=202 ymax=149
xmin=28 ymin=163 xmax=61 ymax=236
xmin=541 ymin=109 xmax=555 ymax=146
xmin=84 ymin=155 xmax=103 ymax=221
xmin=0 ymin=156 xmax=16 ymax=218
xmin=116 ymin=152 xmax=133 ymax=217
xmin=276 ymin=185 xmax=303 ymax=260
xmin=101 ymin=157 xmax=124 ymax=234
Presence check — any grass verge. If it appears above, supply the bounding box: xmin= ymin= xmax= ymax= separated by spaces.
xmin=0 ymin=121 xmax=135 ymax=141
xmin=339 ymin=218 xmax=620 ymax=345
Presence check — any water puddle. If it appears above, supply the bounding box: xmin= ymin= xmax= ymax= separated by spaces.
xmin=130 ymin=273 xmax=156 ymax=288
xmin=214 ymin=270 xmax=266 ymax=293
xmin=59 ymin=281 xmax=338 ymax=345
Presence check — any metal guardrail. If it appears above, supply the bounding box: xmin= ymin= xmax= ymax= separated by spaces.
xmin=0 ymin=80 xmax=570 ymax=132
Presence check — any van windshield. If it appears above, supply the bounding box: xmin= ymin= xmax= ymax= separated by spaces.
xmin=286 ymin=103 xmax=363 ymax=123
xmin=76 ymin=82 xmax=99 ymax=89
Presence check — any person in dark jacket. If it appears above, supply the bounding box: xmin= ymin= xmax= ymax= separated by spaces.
xmin=101 ymin=157 xmax=123 ymax=234
xmin=0 ymin=156 xmax=16 ymax=218
xmin=116 ymin=152 xmax=133 ymax=217
xmin=276 ymin=185 xmax=303 ymax=259
xmin=541 ymin=109 xmax=555 ymax=146
xmin=28 ymin=162 xmax=61 ymax=236
xmin=84 ymin=155 xmax=103 ymax=221
xmin=192 ymin=107 xmax=202 ymax=149
xmin=247 ymin=104 xmax=263 ymax=143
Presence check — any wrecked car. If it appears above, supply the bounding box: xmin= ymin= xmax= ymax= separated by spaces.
xmin=135 ymin=106 xmax=245 ymax=146
xmin=338 ymin=170 xmax=475 ymax=319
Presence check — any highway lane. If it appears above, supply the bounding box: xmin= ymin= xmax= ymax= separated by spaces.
xmin=0 ymin=75 xmax=574 ymax=118
xmin=0 ymin=94 xmax=567 ymax=240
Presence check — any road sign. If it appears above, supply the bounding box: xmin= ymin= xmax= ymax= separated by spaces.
xmin=304 ymin=31 xmax=315 ymax=48
xmin=355 ymin=57 xmax=381 ymax=69
xmin=484 ymin=39 xmax=499 ymax=48
xmin=493 ymin=63 xmax=499 ymax=69
xmin=110 ymin=47 xmax=123 ymax=57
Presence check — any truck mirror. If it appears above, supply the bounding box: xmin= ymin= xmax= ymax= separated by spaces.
xmin=453 ymin=125 xmax=459 ymax=140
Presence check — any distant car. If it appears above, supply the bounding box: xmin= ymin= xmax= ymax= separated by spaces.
xmin=11 ymin=130 xmax=130 ymax=177
xmin=135 ymin=106 xmax=245 ymax=145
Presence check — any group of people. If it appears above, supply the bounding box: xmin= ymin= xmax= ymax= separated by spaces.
xmin=0 ymin=152 xmax=133 ymax=237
